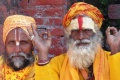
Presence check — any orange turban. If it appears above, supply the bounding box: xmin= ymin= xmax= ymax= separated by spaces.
xmin=63 ymin=2 xmax=104 ymax=28
xmin=3 ymin=15 xmax=37 ymax=44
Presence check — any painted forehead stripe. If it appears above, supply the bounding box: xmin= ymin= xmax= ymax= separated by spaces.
xmin=78 ymin=16 xmax=83 ymax=30
xmin=15 ymin=29 xmax=20 ymax=46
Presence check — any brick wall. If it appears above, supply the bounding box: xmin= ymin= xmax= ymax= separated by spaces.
xmin=0 ymin=0 xmax=68 ymax=57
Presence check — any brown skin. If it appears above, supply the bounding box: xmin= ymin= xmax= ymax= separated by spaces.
xmin=106 ymin=27 xmax=120 ymax=54
xmin=5 ymin=28 xmax=33 ymax=56
xmin=26 ymin=25 xmax=51 ymax=62
xmin=5 ymin=25 xmax=51 ymax=64
xmin=26 ymin=25 xmax=120 ymax=61
xmin=70 ymin=26 xmax=120 ymax=55
xmin=70 ymin=29 xmax=95 ymax=46
xmin=70 ymin=27 xmax=120 ymax=55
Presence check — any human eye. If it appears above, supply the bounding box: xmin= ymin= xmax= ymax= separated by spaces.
xmin=71 ymin=29 xmax=79 ymax=34
xmin=83 ymin=29 xmax=93 ymax=34
xmin=8 ymin=41 xmax=15 ymax=46
xmin=20 ymin=41 xmax=28 ymax=45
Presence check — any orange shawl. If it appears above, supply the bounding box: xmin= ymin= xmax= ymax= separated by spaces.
xmin=0 ymin=56 xmax=34 ymax=80
xmin=60 ymin=45 xmax=110 ymax=80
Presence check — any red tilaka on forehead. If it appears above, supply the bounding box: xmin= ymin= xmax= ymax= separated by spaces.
xmin=78 ymin=16 xmax=83 ymax=30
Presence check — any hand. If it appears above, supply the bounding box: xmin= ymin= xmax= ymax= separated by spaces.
xmin=26 ymin=24 xmax=52 ymax=60
xmin=106 ymin=27 xmax=120 ymax=54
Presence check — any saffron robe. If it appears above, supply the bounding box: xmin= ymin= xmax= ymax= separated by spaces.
xmin=0 ymin=55 xmax=40 ymax=80
xmin=36 ymin=47 xmax=120 ymax=80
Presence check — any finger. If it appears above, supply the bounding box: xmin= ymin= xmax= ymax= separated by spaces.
xmin=47 ymin=30 xmax=52 ymax=40
xmin=106 ymin=27 xmax=117 ymax=36
xmin=24 ymin=29 xmax=31 ymax=40
xmin=39 ymin=31 xmax=46 ymax=39
xmin=26 ymin=26 xmax=33 ymax=36
xmin=46 ymin=30 xmax=52 ymax=47
xmin=106 ymin=27 xmax=111 ymax=37
xmin=110 ymin=27 xmax=118 ymax=34
xmin=38 ymin=28 xmax=48 ymax=39
xmin=31 ymin=24 xmax=38 ymax=36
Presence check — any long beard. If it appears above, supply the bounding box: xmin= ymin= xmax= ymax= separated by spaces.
xmin=5 ymin=52 xmax=35 ymax=71
xmin=67 ymin=33 xmax=102 ymax=69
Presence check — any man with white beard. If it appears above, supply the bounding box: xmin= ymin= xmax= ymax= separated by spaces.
xmin=37 ymin=2 xmax=120 ymax=80
xmin=66 ymin=15 xmax=103 ymax=70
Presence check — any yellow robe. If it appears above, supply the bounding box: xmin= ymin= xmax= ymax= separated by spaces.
xmin=36 ymin=47 xmax=120 ymax=80
xmin=0 ymin=55 xmax=41 ymax=80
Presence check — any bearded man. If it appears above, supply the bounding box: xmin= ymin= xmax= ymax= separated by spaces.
xmin=0 ymin=15 xmax=51 ymax=80
xmin=37 ymin=2 xmax=120 ymax=80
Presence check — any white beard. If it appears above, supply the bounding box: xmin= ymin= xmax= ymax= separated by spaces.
xmin=11 ymin=57 xmax=24 ymax=68
xmin=8 ymin=52 xmax=32 ymax=69
xmin=67 ymin=33 xmax=102 ymax=69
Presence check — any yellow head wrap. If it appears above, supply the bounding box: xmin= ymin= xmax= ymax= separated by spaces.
xmin=63 ymin=2 xmax=104 ymax=28
xmin=3 ymin=15 xmax=37 ymax=44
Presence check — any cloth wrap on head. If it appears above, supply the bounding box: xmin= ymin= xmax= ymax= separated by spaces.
xmin=63 ymin=2 xmax=104 ymax=29
xmin=3 ymin=15 xmax=37 ymax=44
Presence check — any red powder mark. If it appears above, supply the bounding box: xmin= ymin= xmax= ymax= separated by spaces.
xmin=78 ymin=16 xmax=83 ymax=30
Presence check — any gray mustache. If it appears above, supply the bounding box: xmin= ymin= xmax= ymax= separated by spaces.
xmin=75 ymin=39 xmax=91 ymax=44
xmin=8 ymin=52 xmax=28 ymax=60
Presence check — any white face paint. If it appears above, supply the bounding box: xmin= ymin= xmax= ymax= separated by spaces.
xmin=66 ymin=16 xmax=96 ymax=35
xmin=16 ymin=41 xmax=20 ymax=46
xmin=15 ymin=29 xmax=20 ymax=46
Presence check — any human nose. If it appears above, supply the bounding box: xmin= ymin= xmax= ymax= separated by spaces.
xmin=78 ymin=31 xmax=85 ymax=40
xmin=14 ymin=45 xmax=22 ymax=53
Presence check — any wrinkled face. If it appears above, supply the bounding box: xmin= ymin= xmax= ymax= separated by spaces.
xmin=67 ymin=28 xmax=100 ymax=69
xmin=70 ymin=29 xmax=95 ymax=46
xmin=5 ymin=28 xmax=34 ymax=71
xmin=67 ymin=15 xmax=97 ymax=46
xmin=66 ymin=16 xmax=102 ymax=69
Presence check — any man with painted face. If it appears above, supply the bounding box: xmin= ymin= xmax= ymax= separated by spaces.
xmin=0 ymin=15 xmax=51 ymax=80
xmin=37 ymin=2 xmax=120 ymax=80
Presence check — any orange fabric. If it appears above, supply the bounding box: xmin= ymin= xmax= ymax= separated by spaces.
xmin=93 ymin=45 xmax=109 ymax=80
xmin=60 ymin=55 xmax=83 ymax=80
xmin=60 ymin=45 xmax=109 ymax=80
xmin=108 ymin=52 xmax=120 ymax=80
xmin=34 ymin=49 xmax=120 ymax=80
xmin=0 ymin=56 xmax=34 ymax=80
xmin=63 ymin=2 xmax=104 ymax=28
xmin=3 ymin=15 xmax=37 ymax=44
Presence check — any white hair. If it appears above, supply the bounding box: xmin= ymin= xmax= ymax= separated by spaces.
xmin=66 ymin=25 xmax=103 ymax=69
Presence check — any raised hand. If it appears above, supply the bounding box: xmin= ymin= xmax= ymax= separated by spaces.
xmin=26 ymin=24 xmax=52 ymax=62
xmin=106 ymin=27 xmax=120 ymax=54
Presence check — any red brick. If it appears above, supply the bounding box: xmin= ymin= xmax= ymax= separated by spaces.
xmin=20 ymin=0 xmax=29 ymax=8
xmin=35 ymin=18 xmax=44 ymax=25
xmin=32 ymin=0 xmax=65 ymax=5
xmin=0 ymin=0 xmax=68 ymax=56
xmin=52 ymin=38 xmax=61 ymax=45
xmin=0 ymin=4 xmax=8 ymax=19
xmin=46 ymin=18 xmax=62 ymax=26
xmin=9 ymin=9 xmax=17 ymax=15
xmin=49 ymin=47 xmax=65 ymax=56
xmin=22 ymin=9 xmax=36 ymax=16
xmin=44 ymin=8 xmax=64 ymax=17
xmin=7 ymin=0 xmax=11 ymax=5
xmin=51 ymin=28 xmax=64 ymax=36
